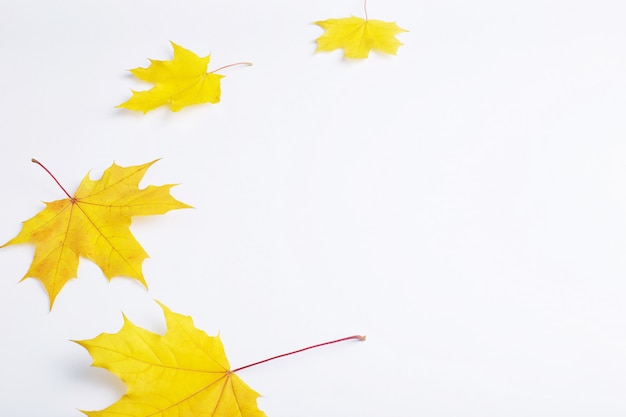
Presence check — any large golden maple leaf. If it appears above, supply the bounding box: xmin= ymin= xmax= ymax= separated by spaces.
xmin=76 ymin=302 xmax=267 ymax=417
xmin=118 ymin=42 xmax=250 ymax=113
xmin=1 ymin=159 xmax=191 ymax=308
xmin=314 ymin=16 xmax=407 ymax=59
xmin=76 ymin=302 xmax=364 ymax=417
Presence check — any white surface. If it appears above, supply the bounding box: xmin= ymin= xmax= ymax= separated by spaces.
xmin=1 ymin=0 xmax=626 ymax=415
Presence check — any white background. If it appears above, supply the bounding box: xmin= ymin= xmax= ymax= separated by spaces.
xmin=1 ymin=0 xmax=626 ymax=416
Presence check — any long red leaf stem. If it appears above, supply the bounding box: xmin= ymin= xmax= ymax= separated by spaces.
xmin=364 ymin=0 xmax=369 ymax=20
xmin=231 ymin=335 xmax=366 ymax=373
xmin=209 ymin=62 xmax=253 ymax=74
xmin=31 ymin=158 xmax=72 ymax=199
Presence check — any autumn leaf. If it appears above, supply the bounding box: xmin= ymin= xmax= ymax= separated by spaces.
xmin=76 ymin=302 xmax=365 ymax=417
xmin=118 ymin=42 xmax=251 ymax=113
xmin=314 ymin=3 xmax=407 ymax=59
xmin=1 ymin=159 xmax=191 ymax=308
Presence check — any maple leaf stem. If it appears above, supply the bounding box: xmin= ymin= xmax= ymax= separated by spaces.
xmin=364 ymin=0 xmax=369 ymax=20
xmin=31 ymin=158 xmax=72 ymax=199
xmin=209 ymin=62 xmax=253 ymax=74
xmin=231 ymin=334 xmax=365 ymax=373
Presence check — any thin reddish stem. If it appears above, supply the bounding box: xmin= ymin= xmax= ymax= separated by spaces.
xmin=364 ymin=0 xmax=369 ymax=20
xmin=31 ymin=158 xmax=72 ymax=199
xmin=231 ymin=335 xmax=365 ymax=373
xmin=209 ymin=62 xmax=253 ymax=74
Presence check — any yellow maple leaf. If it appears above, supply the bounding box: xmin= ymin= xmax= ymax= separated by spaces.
xmin=1 ymin=159 xmax=191 ymax=308
xmin=314 ymin=16 xmax=407 ymax=59
xmin=118 ymin=42 xmax=251 ymax=113
xmin=76 ymin=302 xmax=365 ymax=417
xmin=76 ymin=302 xmax=266 ymax=417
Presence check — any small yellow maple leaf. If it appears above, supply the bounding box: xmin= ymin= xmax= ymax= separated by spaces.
xmin=1 ymin=159 xmax=191 ymax=308
xmin=118 ymin=42 xmax=250 ymax=113
xmin=76 ymin=302 xmax=267 ymax=417
xmin=314 ymin=16 xmax=407 ymax=59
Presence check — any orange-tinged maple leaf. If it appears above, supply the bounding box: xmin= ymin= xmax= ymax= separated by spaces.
xmin=314 ymin=16 xmax=407 ymax=59
xmin=118 ymin=42 xmax=251 ymax=113
xmin=76 ymin=302 xmax=365 ymax=417
xmin=1 ymin=159 xmax=191 ymax=308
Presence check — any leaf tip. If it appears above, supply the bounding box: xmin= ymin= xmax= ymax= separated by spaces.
xmin=71 ymin=338 xmax=84 ymax=347
xmin=154 ymin=299 xmax=173 ymax=316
